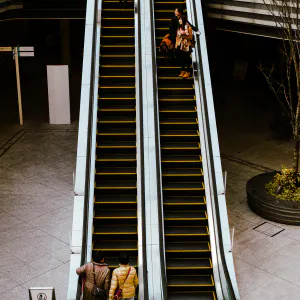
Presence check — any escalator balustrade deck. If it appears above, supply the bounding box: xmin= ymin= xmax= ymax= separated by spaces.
xmin=93 ymin=0 xmax=138 ymax=270
xmin=154 ymin=0 xmax=216 ymax=298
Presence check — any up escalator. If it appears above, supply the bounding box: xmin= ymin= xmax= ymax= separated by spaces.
xmin=154 ymin=1 xmax=216 ymax=299
xmin=93 ymin=0 xmax=138 ymax=271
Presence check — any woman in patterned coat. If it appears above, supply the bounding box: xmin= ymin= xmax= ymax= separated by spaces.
xmin=76 ymin=251 xmax=111 ymax=300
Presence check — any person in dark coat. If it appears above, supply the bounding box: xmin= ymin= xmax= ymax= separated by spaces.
xmin=169 ymin=6 xmax=200 ymax=45
xmin=119 ymin=0 xmax=127 ymax=8
xmin=76 ymin=251 xmax=111 ymax=300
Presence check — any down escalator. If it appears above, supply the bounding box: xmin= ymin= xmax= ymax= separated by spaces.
xmin=154 ymin=0 xmax=216 ymax=299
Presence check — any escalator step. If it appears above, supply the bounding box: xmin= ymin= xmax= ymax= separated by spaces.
xmin=94 ymin=195 xmax=137 ymax=203
xmin=167 ymin=292 xmax=216 ymax=300
xmin=98 ymin=105 xmax=136 ymax=111
xmin=162 ymin=155 xmax=201 ymax=162
xmin=161 ymin=130 xmax=198 ymax=136
xmin=167 ymin=275 xmax=214 ymax=287
xmin=162 ymin=142 xmax=200 ymax=149
xmin=94 ymin=240 xmax=138 ymax=251
xmin=97 ymin=141 xmax=136 ymax=147
xmin=94 ymin=209 xmax=137 ymax=218
xmin=94 ymin=225 xmax=137 ymax=234
xmin=163 ymin=182 xmax=204 ymax=190
xmin=166 ymin=258 xmax=212 ymax=269
xmin=95 ymin=181 xmax=136 ymax=189
xmin=160 ymin=118 xmax=197 ymax=124
xmin=95 ymin=167 xmax=136 ymax=175
xmin=96 ymin=154 xmax=136 ymax=161
xmin=163 ymin=168 xmax=203 ymax=176
xmin=164 ymin=210 xmax=207 ymax=220
xmin=164 ymin=226 xmax=209 ymax=236
xmin=165 ymin=242 xmax=210 ymax=252
xmin=164 ymin=196 xmax=206 ymax=205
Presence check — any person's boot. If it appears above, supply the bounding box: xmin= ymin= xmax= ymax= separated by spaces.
xmin=182 ymin=71 xmax=190 ymax=78
xmin=179 ymin=71 xmax=185 ymax=77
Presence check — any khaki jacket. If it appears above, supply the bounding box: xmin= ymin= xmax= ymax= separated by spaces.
xmin=109 ymin=265 xmax=138 ymax=299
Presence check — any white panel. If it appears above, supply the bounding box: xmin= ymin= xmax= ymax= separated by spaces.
xmin=19 ymin=46 xmax=34 ymax=51
xmin=47 ymin=65 xmax=71 ymax=124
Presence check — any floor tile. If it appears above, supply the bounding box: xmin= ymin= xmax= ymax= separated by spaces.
xmin=0 ymin=285 xmax=28 ymax=300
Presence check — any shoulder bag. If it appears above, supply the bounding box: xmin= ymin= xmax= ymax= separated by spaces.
xmin=92 ymin=263 xmax=107 ymax=299
xmin=114 ymin=267 xmax=131 ymax=300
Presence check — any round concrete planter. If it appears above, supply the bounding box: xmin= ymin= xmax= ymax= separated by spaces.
xmin=247 ymin=171 xmax=300 ymax=226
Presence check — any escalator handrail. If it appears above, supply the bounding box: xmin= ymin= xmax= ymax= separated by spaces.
xmin=67 ymin=0 xmax=102 ymax=299
xmin=134 ymin=0 xmax=149 ymax=298
xmin=186 ymin=0 xmax=240 ymax=299
xmin=148 ymin=0 xmax=168 ymax=298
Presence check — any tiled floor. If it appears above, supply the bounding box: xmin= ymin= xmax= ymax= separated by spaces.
xmin=0 ymin=122 xmax=77 ymax=300
xmin=1 ymin=83 xmax=300 ymax=299
xmin=215 ymin=81 xmax=300 ymax=299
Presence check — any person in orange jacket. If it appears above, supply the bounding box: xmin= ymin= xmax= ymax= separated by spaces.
xmin=109 ymin=252 xmax=138 ymax=300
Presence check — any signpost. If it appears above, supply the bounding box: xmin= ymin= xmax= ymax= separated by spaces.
xmin=0 ymin=46 xmax=35 ymax=125
xmin=29 ymin=287 xmax=56 ymax=300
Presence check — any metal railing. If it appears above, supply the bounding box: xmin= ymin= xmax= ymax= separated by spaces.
xmin=67 ymin=0 xmax=101 ymax=298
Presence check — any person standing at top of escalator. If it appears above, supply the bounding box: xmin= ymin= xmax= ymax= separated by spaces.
xmin=175 ymin=15 xmax=193 ymax=78
xmin=169 ymin=6 xmax=200 ymax=46
xmin=76 ymin=251 xmax=111 ymax=300
xmin=119 ymin=0 xmax=127 ymax=8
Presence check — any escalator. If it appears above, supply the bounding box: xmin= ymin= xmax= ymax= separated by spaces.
xmin=93 ymin=0 xmax=138 ymax=271
xmin=154 ymin=1 xmax=216 ymax=299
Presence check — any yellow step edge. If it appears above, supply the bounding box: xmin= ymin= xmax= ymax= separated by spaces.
xmin=101 ymin=65 xmax=134 ymax=67
xmin=163 ymin=188 xmax=204 ymax=191
xmin=93 ymin=248 xmax=138 ymax=251
xmin=166 ymin=250 xmax=210 ymax=253
xmin=99 ymin=86 xmax=136 ymax=89
xmin=101 ymin=45 xmax=134 ymax=47
xmin=95 ymin=186 xmax=137 ymax=190
xmin=101 ymin=35 xmax=134 ymax=38
xmin=164 ymin=218 xmax=207 ymax=220
xmin=164 ymin=202 xmax=205 ymax=205
xmin=160 ymin=110 xmax=195 ymax=112
xmin=102 ymin=9 xmax=134 ymax=11
xmin=162 ymin=147 xmax=199 ymax=149
xmin=97 ymin=145 xmax=136 ymax=148
xmin=95 ymin=172 xmax=136 ymax=175
xmin=162 ymin=174 xmax=203 ymax=176
xmin=159 ymin=87 xmax=194 ymax=90
xmin=160 ymin=122 xmax=197 ymax=124
xmin=100 ymin=75 xmax=135 ymax=77
xmin=168 ymin=284 xmax=214 ymax=287
xmin=94 ymin=232 xmax=137 ymax=235
xmin=98 ymin=97 xmax=136 ymax=99
xmin=94 ymin=217 xmax=137 ymax=219
xmin=102 ymin=18 xmax=134 ymax=20
xmin=102 ymin=27 xmax=134 ymax=28
xmin=162 ymin=160 xmax=200 ymax=162
xmin=165 ymin=233 xmax=209 ymax=236
xmin=96 ymin=158 xmax=136 ymax=161
xmin=98 ymin=121 xmax=136 ymax=124
xmin=97 ymin=133 xmax=136 ymax=136
xmin=98 ymin=109 xmax=136 ymax=111
xmin=166 ymin=266 xmax=212 ymax=269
